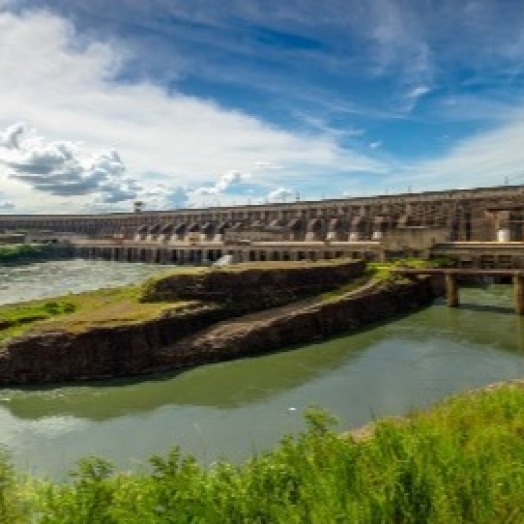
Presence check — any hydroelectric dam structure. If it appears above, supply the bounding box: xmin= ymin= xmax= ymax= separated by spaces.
xmin=3 ymin=184 xmax=524 ymax=268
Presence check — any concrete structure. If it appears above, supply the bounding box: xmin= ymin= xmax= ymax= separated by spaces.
xmin=394 ymin=268 xmax=524 ymax=315
xmin=1 ymin=184 xmax=523 ymax=240
xmin=2 ymin=184 xmax=524 ymax=266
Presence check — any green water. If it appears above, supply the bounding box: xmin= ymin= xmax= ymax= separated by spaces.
xmin=0 ymin=262 xmax=523 ymax=479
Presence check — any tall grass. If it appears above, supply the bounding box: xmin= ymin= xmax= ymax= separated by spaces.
xmin=2 ymin=384 xmax=524 ymax=522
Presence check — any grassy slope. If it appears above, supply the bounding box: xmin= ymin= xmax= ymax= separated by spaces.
xmin=0 ymin=286 xmax=196 ymax=342
xmin=2 ymin=383 xmax=524 ymax=523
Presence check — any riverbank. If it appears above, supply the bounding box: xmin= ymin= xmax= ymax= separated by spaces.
xmin=2 ymin=381 xmax=524 ymax=522
xmin=0 ymin=244 xmax=74 ymax=265
xmin=0 ymin=259 xmax=443 ymax=385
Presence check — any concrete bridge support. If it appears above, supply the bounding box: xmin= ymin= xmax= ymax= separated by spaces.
xmin=514 ymin=275 xmax=524 ymax=315
xmin=446 ymin=274 xmax=459 ymax=307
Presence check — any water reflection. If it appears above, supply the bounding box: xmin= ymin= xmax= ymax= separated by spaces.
xmin=1 ymin=268 xmax=524 ymax=479
xmin=1 ymin=286 xmax=524 ymax=422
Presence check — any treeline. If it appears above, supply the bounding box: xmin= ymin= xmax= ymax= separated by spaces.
xmin=2 ymin=384 xmax=524 ymax=523
xmin=0 ymin=244 xmax=74 ymax=265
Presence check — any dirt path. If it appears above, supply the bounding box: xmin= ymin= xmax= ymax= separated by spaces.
xmin=163 ymin=278 xmax=379 ymax=351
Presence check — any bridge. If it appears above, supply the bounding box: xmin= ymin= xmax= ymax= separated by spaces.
xmin=393 ymin=268 xmax=524 ymax=315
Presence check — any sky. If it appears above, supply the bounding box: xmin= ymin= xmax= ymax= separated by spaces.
xmin=1 ymin=0 xmax=524 ymax=214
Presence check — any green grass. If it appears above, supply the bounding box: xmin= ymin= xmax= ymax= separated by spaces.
xmin=2 ymin=383 xmax=524 ymax=522
xmin=366 ymin=257 xmax=452 ymax=281
xmin=0 ymin=259 xmax=361 ymax=343
xmin=320 ymin=274 xmax=373 ymax=301
xmin=0 ymin=244 xmax=72 ymax=265
xmin=0 ymin=300 xmax=77 ymax=342
xmin=0 ymin=285 xmax=198 ymax=343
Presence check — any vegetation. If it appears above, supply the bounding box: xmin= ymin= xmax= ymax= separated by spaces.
xmin=366 ymin=257 xmax=452 ymax=281
xmin=1 ymin=384 xmax=524 ymax=522
xmin=0 ymin=244 xmax=73 ymax=265
xmin=0 ymin=257 xmax=438 ymax=343
xmin=320 ymin=274 xmax=374 ymax=301
xmin=0 ymin=285 xmax=198 ymax=342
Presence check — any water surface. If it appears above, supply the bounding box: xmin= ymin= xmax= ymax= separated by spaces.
xmin=0 ymin=262 xmax=522 ymax=479
xmin=0 ymin=259 xmax=168 ymax=305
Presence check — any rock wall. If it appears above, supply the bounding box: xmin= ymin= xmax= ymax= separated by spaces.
xmin=0 ymin=275 xmax=442 ymax=386
xmin=156 ymin=276 xmax=442 ymax=368
xmin=141 ymin=259 xmax=366 ymax=304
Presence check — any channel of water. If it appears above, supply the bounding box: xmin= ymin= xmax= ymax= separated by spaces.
xmin=0 ymin=260 xmax=523 ymax=479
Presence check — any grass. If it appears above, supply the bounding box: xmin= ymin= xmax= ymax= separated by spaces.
xmin=0 ymin=244 xmax=72 ymax=265
xmin=0 ymin=285 xmax=198 ymax=342
xmin=0 ymin=257 xmax=426 ymax=343
xmin=366 ymin=257 xmax=452 ymax=281
xmin=2 ymin=383 xmax=524 ymax=522
xmin=320 ymin=274 xmax=374 ymax=301
xmin=0 ymin=259 xmax=359 ymax=344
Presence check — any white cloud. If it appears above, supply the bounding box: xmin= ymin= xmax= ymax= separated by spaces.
xmin=266 ymin=187 xmax=293 ymax=202
xmin=369 ymin=141 xmax=383 ymax=149
xmin=367 ymin=0 xmax=433 ymax=87
xmin=0 ymin=122 xmax=139 ymax=203
xmin=0 ymin=7 xmax=386 ymax=213
xmin=411 ymin=116 xmax=524 ymax=188
xmin=406 ymin=85 xmax=430 ymax=100
xmin=194 ymin=170 xmax=251 ymax=196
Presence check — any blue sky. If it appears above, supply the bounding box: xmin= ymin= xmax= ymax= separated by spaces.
xmin=1 ymin=0 xmax=524 ymax=213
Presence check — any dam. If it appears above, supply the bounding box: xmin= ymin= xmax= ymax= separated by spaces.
xmin=2 ymin=185 xmax=524 ymax=477
xmin=3 ymin=183 xmax=524 ymax=268
xmin=0 ymin=260 xmax=523 ymax=479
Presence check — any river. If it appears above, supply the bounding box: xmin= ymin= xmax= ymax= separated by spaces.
xmin=0 ymin=260 xmax=523 ymax=479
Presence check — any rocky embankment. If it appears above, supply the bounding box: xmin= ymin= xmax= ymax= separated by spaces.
xmin=155 ymin=276 xmax=442 ymax=369
xmin=0 ymin=261 xmax=443 ymax=386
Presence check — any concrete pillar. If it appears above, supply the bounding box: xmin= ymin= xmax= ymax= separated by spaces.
xmin=372 ymin=231 xmax=383 ymax=240
xmin=214 ymin=233 xmax=223 ymax=243
xmin=326 ymin=231 xmax=337 ymax=241
xmin=349 ymin=232 xmax=359 ymax=242
xmin=514 ymin=274 xmax=524 ymax=315
xmin=445 ymin=273 xmax=459 ymax=307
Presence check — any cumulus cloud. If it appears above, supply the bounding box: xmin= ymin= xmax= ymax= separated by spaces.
xmin=139 ymin=184 xmax=190 ymax=209
xmin=194 ymin=170 xmax=251 ymax=196
xmin=0 ymin=122 xmax=140 ymax=203
xmin=266 ymin=187 xmax=293 ymax=202
xmin=0 ymin=122 xmax=25 ymax=149
xmin=0 ymin=8 xmax=387 ymax=212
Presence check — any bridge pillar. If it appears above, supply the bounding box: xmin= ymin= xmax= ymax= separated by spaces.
xmin=514 ymin=274 xmax=524 ymax=315
xmin=445 ymin=273 xmax=459 ymax=307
